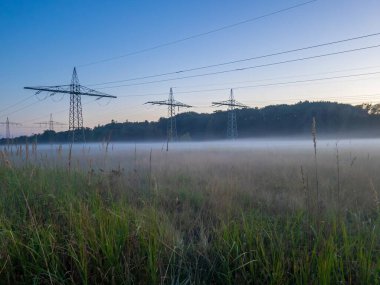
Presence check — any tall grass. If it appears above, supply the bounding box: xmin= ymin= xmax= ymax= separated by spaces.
xmin=0 ymin=141 xmax=380 ymax=284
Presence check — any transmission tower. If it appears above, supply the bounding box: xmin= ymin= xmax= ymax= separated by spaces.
xmin=35 ymin=114 xmax=66 ymax=131
xmin=24 ymin=67 xmax=117 ymax=142
xmin=5 ymin=118 xmax=10 ymax=141
xmin=212 ymin=89 xmax=248 ymax=139
xmin=0 ymin=117 xmax=21 ymax=144
xmin=145 ymin=87 xmax=192 ymax=142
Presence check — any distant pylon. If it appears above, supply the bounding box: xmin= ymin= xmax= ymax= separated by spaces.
xmin=49 ymin=113 xmax=54 ymax=131
xmin=34 ymin=113 xmax=66 ymax=131
xmin=6 ymin=117 xmax=10 ymax=141
xmin=24 ymin=67 xmax=117 ymax=143
xmin=0 ymin=117 xmax=21 ymax=145
xmin=212 ymin=89 xmax=248 ymax=139
xmin=168 ymin=88 xmax=177 ymax=140
xmin=145 ymin=88 xmax=192 ymax=142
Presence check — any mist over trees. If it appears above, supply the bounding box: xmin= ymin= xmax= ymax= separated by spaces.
xmin=4 ymin=101 xmax=380 ymax=144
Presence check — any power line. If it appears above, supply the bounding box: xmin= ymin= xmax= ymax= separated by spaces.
xmin=232 ymin=71 xmax=380 ymax=91
xmin=0 ymin=100 xmax=45 ymax=120
xmin=177 ymin=65 xmax=380 ymax=90
xmin=130 ymin=70 xmax=380 ymax=98
xmin=78 ymin=0 xmax=317 ymax=67
xmin=114 ymin=65 xmax=380 ymax=98
xmin=89 ymin=32 xmax=380 ymax=87
xmin=188 ymin=71 xmax=380 ymax=95
xmin=19 ymin=98 xmax=100 ymax=126
xmin=0 ymin=94 xmax=35 ymax=114
xmin=97 ymin=44 xmax=380 ymax=89
xmin=251 ymin=93 xmax=380 ymax=104
xmin=98 ymin=70 xmax=380 ymax=99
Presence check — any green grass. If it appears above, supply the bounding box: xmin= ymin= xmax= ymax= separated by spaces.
xmin=0 ymin=145 xmax=380 ymax=284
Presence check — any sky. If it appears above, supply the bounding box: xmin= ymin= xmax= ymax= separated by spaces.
xmin=1 ymin=0 xmax=380 ymax=137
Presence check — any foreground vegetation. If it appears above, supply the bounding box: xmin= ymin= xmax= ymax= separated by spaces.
xmin=0 ymin=142 xmax=380 ymax=284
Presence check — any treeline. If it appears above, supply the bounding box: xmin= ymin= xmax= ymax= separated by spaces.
xmin=4 ymin=101 xmax=380 ymax=144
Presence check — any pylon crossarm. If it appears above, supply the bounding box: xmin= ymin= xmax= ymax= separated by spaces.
xmin=24 ymin=86 xmax=69 ymax=95
xmin=0 ymin=122 xmax=21 ymax=126
xmin=212 ymin=101 xmax=230 ymax=106
xmin=79 ymin=85 xmax=117 ymax=98
xmin=34 ymin=121 xmax=66 ymax=125
xmin=144 ymin=100 xmax=168 ymax=106
xmin=24 ymin=86 xmax=116 ymax=98
xmin=172 ymin=101 xmax=192 ymax=108
xmin=234 ymin=103 xmax=248 ymax=108
xmin=145 ymin=101 xmax=192 ymax=108
xmin=212 ymin=102 xmax=248 ymax=108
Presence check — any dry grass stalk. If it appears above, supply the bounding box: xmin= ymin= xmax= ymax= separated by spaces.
xmin=369 ymin=179 xmax=380 ymax=212
xmin=300 ymin=166 xmax=309 ymax=214
xmin=335 ymin=142 xmax=341 ymax=214
xmin=0 ymin=151 xmax=5 ymax=165
xmin=25 ymin=139 xmax=29 ymax=164
xmin=20 ymin=190 xmax=54 ymax=285
xmin=106 ymin=131 xmax=112 ymax=153
xmin=149 ymin=148 xmax=152 ymax=191
xmin=68 ymin=143 xmax=73 ymax=172
xmin=58 ymin=144 xmax=62 ymax=155
xmin=311 ymin=118 xmax=319 ymax=202
xmin=300 ymin=165 xmax=312 ymax=248
xmin=134 ymin=143 xmax=137 ymax=172
xmin=32 ymin=135 xmax=37 ymax=160
xmin=0 ymin=150 xmax=12 ymax=169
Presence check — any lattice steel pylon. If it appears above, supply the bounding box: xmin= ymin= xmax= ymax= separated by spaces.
xmin=24 ymin=67 xmax=117 ymax=142
xmin=69 ymin=68 xmax=83 ymax=140
xmin=0 ymin=117 xmax=21 ymax=145
xmin=5 ymin=118 xmax=10 ymax=141
xmin=145 ymin=88 xmax=192 ymax=142
xmin=49 ymin=113 xmax=54 ymax=131
xmin=212 ymin=89 xmax=248 ymax=139
xmin=35 ymin=114 xmax=66 ymax=131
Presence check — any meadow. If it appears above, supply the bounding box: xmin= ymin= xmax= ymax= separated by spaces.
xmin=0 ymin=139 xmax=379 ymax=284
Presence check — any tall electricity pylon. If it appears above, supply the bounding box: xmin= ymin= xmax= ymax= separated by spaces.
xmin=35 ymin=114 xmax=66 ymax=131
xmin=212 ymin=89 xmax=248 ymax=139
xmin=0 ymin=117 xmax=21 ymax=145
xmin=145 ymin=87 xmax=191 ymax=142
xmin=24 ymin=67 xmax=117 ymax=142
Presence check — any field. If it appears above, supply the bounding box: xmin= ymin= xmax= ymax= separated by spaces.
xmin=0 ymin=139 xmax=380 ymax=284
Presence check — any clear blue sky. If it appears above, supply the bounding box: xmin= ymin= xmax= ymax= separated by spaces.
xmin=1 ymin=0 xmax=380 ymax=137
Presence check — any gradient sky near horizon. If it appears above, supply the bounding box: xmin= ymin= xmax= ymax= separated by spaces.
xmin=1 ymin=0 xmax=380 ymax=137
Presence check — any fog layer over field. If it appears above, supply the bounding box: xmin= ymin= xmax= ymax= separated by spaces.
xmin=18 ymin=138 xmax=380 ymax=169
xmin=4 ymin=138 xmax=380 ymax=212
